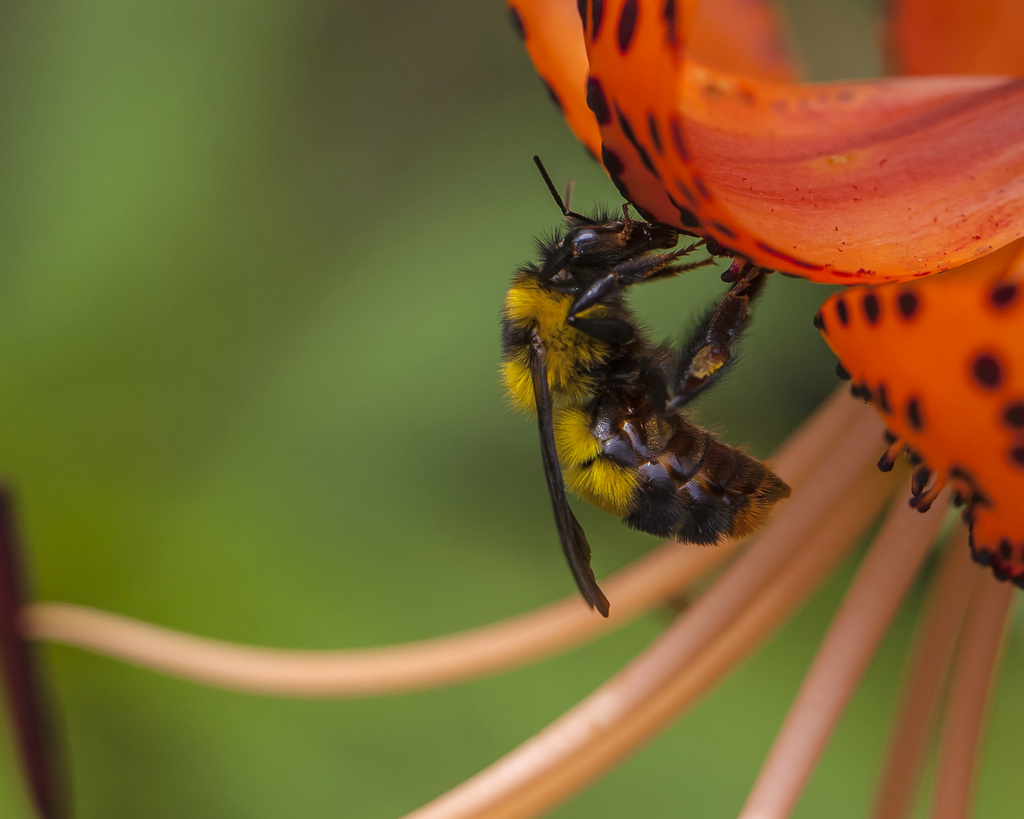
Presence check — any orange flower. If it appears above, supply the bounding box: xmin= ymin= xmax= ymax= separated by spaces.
xmin=2 ymin=3 xmax=1022 ymax=819
xmin=508 ymin=0 xmax=1024 ymax=283
xmin=510 ymin=0 xmax=1024 ymax=585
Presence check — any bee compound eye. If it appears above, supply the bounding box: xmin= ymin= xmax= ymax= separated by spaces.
xmin=569 ymin=227 xmax=598 ymax=245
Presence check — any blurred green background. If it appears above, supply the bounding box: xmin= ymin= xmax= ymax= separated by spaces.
xmin=0 ymin=1 xmax=1019 ymax=817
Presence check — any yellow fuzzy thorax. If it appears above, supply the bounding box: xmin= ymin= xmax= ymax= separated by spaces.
xmin=502 ymin=276 xmax=634 ymax=516
xmin=502 ymin=276 xmax=612 ymax=414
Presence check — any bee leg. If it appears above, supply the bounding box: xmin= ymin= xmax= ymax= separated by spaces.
xmin=670 ymin=263 xmax=769 ymax=409
xmin=568 ymin=272 xmax=621 ymax=317
xmin=617 ymin=244 xmax=711 ymax=287
xmin=569 ymin=316 xmax=635 ymax=345
xmin=566 ymin=273 xmax=636 ymax=344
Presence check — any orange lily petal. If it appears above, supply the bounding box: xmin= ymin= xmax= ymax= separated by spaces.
xmin=888 ymin=0 xmax=1024 ymax=76
xmin=508 ymin=0 xmax=603 ymax=159
xmin=817 ymin=238 xmax=1024 ymax=585
xmin=507 ymin=0 xmax=799 ymax=167
xmin=583 ymin=0 xmax=1024 ymax=282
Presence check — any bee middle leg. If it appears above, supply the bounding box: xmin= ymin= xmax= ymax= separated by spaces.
xmin=567 ymin=248 xmax=714 ymax=346
xmin=670 ymin=261 xmax=769 ymax=409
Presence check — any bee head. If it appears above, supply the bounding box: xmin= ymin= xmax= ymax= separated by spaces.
xmin=538 ymin=218 xmax=679 ymax=291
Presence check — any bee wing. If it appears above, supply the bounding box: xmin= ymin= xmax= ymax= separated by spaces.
xmin=529 ymin=330 xmax=611 ymax=617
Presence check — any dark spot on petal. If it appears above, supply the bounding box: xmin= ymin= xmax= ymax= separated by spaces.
xmin=711 ymin=221 xmax=736 ymax=240
xmin=586 ymin=77 xmax=611 ymax=125
xmin=647 ymin=113 xmax=663 ymax=154
xmin=692 ymin=174 xmax=712 ymax=201
xmin=812 ymin=311 xmax=824 ymax=330
xmin=634 ymin=145 xmax=656 ymax=175
xmin=591 ymin=0 xmax=605 ymax=38
xmin=577 ymin=0 xmax=588 ymax=26
xmin=601 ymin=144 xmax=625 ymax=176
xmin=835 ymin=298 xmax=849 ymax=326
xmin=671 ymin=181 xmax=698 ymax=211
xmin=999 ymin=539 xmax=1013 ymax=561
xmin=615 ymin=107 xmax=656 ymax=174
xmin=862 ymin=292 xmax=880 ymax=324
xmin=897 ymin=290 xmax=918 ymax=319
xmin=617 ymin=0 xmax=638 ymax=52
xmin=669 ymin=117 xmax=690 ymax=161
xmin=673 ymin=209 xmax=697 ymax=229
xmin=991 ymin=281 xmax=1018 ymax=309
xmin=972 ymin=352 xmax=1004 ymax=389
xmin=835 ymin=362 xmax=851 ymax=381
xmin=1011 ymin=445 xmax=1024 ymax=469
xmin=614 ymin=106 xmax=635 ymax=144
xmin=664 ymin=195 xmax=699 ymax=229
xmin=906 ymin=396 xmax=924 ymax=431
xmin=662 ymin=0 xmax=677 ymax=43
xmin=754 ymin=241 xmax=825 ymax=271
xmin=663 ymin=0 xmax=679 ymax=46
xmin=1003 ymin=400 xmax=1024 ymax=428
xmin=876 ymin=383 xmax=892 ymax=414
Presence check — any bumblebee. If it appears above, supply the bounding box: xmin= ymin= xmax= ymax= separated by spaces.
xmin=501 ymin=158 xmax=790 ymax=616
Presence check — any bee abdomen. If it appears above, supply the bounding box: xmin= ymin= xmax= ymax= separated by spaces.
xmin=624 ymin=424 xmax=790 ymax=544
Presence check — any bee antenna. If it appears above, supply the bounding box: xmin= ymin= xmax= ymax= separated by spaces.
xmin=533 ymin=155 xmax=596 ymax=224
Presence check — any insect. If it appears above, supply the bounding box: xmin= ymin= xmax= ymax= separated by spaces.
xmin=502 ymin=158 xmax=791 ymax=615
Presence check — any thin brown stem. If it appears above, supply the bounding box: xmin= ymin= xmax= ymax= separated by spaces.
xmin=931 ymin=569 xmax=1015 ymax=819
xmin=871 ymin=528 xmax=978 ymax=819
xmin=22 ymin=541 xmax=714 ymax=698
xmin=739 ymin=489 xmax=951 ymax=819
xmin=22 ymin=390 xmax=861 ymax=697
xmin=403 ymin=403 xmax=888 ymax=819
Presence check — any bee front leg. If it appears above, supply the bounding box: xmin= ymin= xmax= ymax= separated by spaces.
xmin=566 ymin=273 xmax=635 ymax=344
xmin=568 ymin=315 xmax=635 ymax=345
xmin=670 ymin=262 xmax=769 ymax=409
xmin=567 ymin=272 xmax=621 ymax=317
